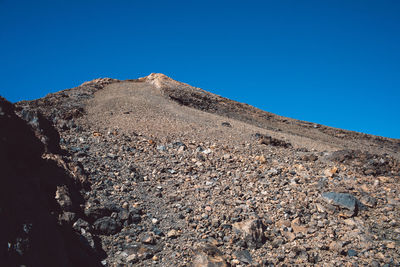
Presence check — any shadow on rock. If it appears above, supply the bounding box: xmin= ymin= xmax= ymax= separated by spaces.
xmin=0 ymin=96 xmax=104 ymax=266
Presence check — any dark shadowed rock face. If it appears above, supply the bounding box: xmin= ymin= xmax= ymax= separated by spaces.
xmin=0 ymin=96 xmax=102 ymax=266
xmin=16 ymin=107 xmax=62 ymax=154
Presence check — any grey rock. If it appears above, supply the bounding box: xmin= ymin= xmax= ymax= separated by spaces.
xmin=141 ymin=233 xmax=156 ymax=244
xmin=322 ymin=192 xmax=362 ymax=213
xmin=73 ymin=218 xmax=90 ymax=231
xmin=156 ymin=145 xmax=167 ymax=151
xmin=196 ymin=146 xmax=204 ymax=152
xmin=93 ymin=217 xmax=122 ymax=235
xmin=347 ymin=249 xmax=358 ymax=257
xmin=85 ymin=203 xmax=120 ymax=222
xmin=234 ymin=250 xmax=252 ymax=264
xmin=360 ymin=194 xmax=377 ymax=208
xmin=172 ymin=141 xmax=187 ymax=149
xmin=130 ymin=214 xmax=141 ymax=224
xmin=118 ymin=210 xmax=130 ymax=222
xmin=192 ymin=244 xmax=227 ymax=267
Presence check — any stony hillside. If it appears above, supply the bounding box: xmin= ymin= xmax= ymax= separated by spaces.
xmin=1 ymin=74 xmax=399 ymax=266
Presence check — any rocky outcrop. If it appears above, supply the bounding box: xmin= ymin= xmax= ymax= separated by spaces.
xmin=0 ymin=97 xmax=102 ymax=266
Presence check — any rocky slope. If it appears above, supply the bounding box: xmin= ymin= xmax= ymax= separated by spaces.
xmin=1 ymin=74 xmax=399 ymax=266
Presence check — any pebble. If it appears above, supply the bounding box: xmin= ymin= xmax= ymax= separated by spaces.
xmin=347 ymin=249 xmax=358 ymax=257
xmin=167 ymin=229 xmax=179 ymax=238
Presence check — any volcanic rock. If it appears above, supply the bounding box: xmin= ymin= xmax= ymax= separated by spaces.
xmin=1 ymin=73 xmax=399 ymax=266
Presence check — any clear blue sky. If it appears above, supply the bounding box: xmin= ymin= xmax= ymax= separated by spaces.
xmin=1 ymin=0 xmax=399 ymax=139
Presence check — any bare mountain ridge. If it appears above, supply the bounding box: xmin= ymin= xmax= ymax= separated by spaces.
xmin=140 ymin=73 xmax=400 ymax=156
xmin=18 ymin=73 xmax=399 ymax=159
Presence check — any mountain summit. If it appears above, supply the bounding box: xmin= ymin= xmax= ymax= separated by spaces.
xmin=1 ymin=74 xmax=399 ymax=266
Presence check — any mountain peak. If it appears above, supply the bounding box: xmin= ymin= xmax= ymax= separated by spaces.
xmin=145 ymin=72 xmax=170 ymax=80
xmin=139 ymin=73 xmax=193 ymax=91
xmin=139 ymin=72 xmax=170 ymax=81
